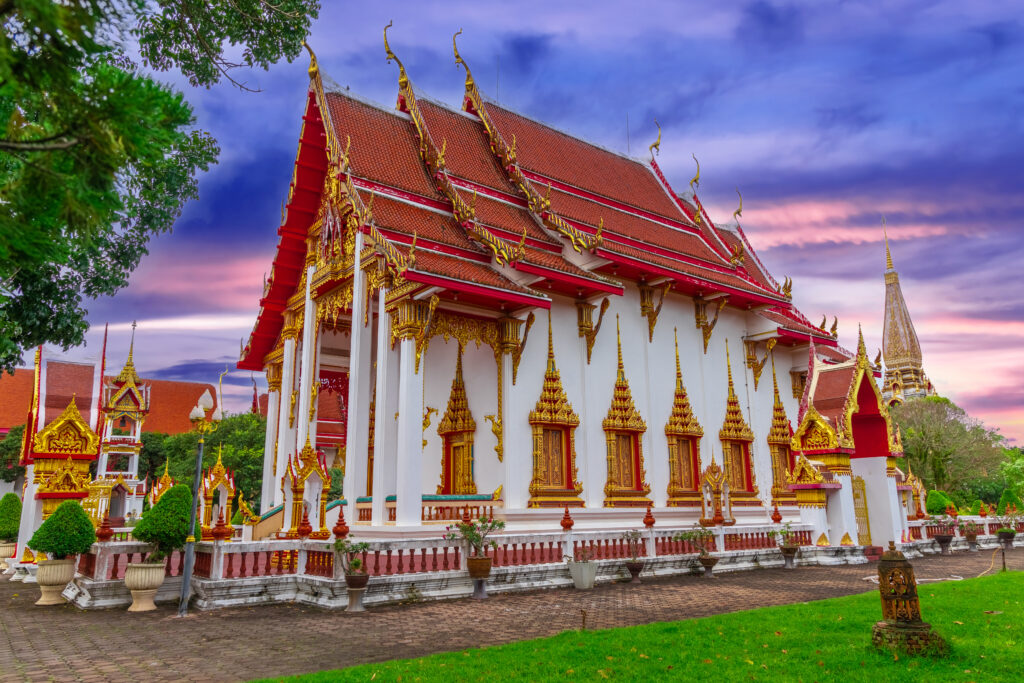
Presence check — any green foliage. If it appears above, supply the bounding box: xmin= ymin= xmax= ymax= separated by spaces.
xmin=0 ymin=0 xmax=319 ymax=371
xmin=969 ymin=500 xmax=982 ymax=515
xmin=997 ymin=489 xmax=1022 ymax=515
xmin=925 ymin=489 xmax=953 ymax=515
xmin=230 ymin=508 xmax=244 ymax=525
xmin=673 ymin=527 xmax=715 ymax=557
xmin=133 ymin=484 xmax=192 ymax=561
xmin=28 ymin=501 xmax=96 ymax=559
xmin=0 ymin=425 xmax=25 ymax=483
xmin=268 ymin=572 xmax=1024 ymax=683
xmin=142 ymin=413 xmax=266 ymax=509
xmin=1000 ymin=447 xmax=1024 ymax=501
xmin=327 ymin=467 xmax=344 ymax=502
xmin=892 ymin=396 xmax=1007 ymax=497
xmin=333 ymin=538 xmax=370 ymax=575
xmin=0 ymin=492 xmax=22 ymax=541
xmin=443 ymin=517 xmax=506 ymax=556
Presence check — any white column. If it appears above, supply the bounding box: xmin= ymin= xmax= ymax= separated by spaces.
xmin=501 ymin=349 xmax=527 ymax=509
xmin=96 ymin=417 xmax=111 ymax=476
xmin=394 ymin=336 xmax=424 ymax=526
xmin=641 ymin=317 xmax=666 ymax=507
xmin=577 ymin=318 xmax=598 ymax=508
xmin=274 ymin=336 xmax=297 ymax=506
xmin=13 ymin=467 xmax=40 ymax=571
xmin=371 ymin=286 xmax=396 ymax=525
xmin=343 ymin=232 xmax=372 ymax=524
xmin=295 ymin=264 xmax=317 ymax=449
xmin=826 ymin=474 xmax=858 ymax=545
xmin=260 ymin=388 xmax=281 ymax=512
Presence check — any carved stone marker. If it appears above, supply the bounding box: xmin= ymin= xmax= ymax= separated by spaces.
xmin=871 ymin=542 xmax=948 ymax=655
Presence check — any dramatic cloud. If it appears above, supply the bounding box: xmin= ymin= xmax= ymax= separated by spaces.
xmin=46 ymin=1 xmax=1021 ymax=442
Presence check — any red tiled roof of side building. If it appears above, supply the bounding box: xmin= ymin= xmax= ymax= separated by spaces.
xmin=547 ymin=187 xmax=724 ymax=265
xmin=811 ymin=365 xmax=857 ymax=423
xmin=716 ymin=229 xmax=777 ymax=292
xmin=758 ymin=308 xmax=838 ymax=344
xmin=0 ymin=368 xmax=36 ymax=433
xmin=135 ymin=379 xmax=217 ymax=435
xmin=43 ymin=361 xmax=95 ymax=423
xmin=455 ymin=188 xmax=558 ymax=246
xmin=417 ymin=98 xmax=521 ymax=197
xmin=485 ymin=102 xmax=688 ymax=222
xmin=324 ymin=91 xmax=445 ymax=203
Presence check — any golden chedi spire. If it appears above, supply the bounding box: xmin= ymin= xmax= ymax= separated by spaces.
xmin=115 ymin=321 xmax=143 ymax=386
xmin=881 ymin=218 xmax=930 ymax=399
xmin=530 ymin=311 xmax=579 ymax=427
xmin=438 ymin=344 xmax=476 ymax=435
xmin=719 ymin=340 xmax=754 ymax=442
xmin=665 ymin=328 xmax=703 ymax=438
xmin=602 ymin=315 xmax=646 ymax=432
xmin=767 ymin=352 xmax=791 ymax=445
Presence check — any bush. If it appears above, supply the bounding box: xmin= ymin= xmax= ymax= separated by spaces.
xmin=969 ymin=500 xmax=982 ymax=516
xmin=133 ymin=484 xmax=193 ymax=561
xmin=926 ymin=490 xmax=954 ymax=515
xmin=28 ymin=501 xmax=96 ymax=559
xmin=0 ymin=493 xmax=21 ymax=541
xmin=998 ymin=489 xmax=1023 ymax=515
xmin=230 ymin=508 xmax=244 ymax=525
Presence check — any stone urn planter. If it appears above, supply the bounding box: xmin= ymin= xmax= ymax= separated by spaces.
xmin=780 ymin=545 xmax=799 ymax=569
xmin=0 ymin=541 xmax=15 ymax=571
xmin=124 ymin=563 xmax=166 ymax=612
xmin=344 ymin=572 xmax=369 ymax=612
xmin=965 ymin=533 xmax=979 ymax=552
xmin=699 ymin=555 xmax=719 ymax=578
xmin=568 ymin=560 xmax=597 ymax=590
xmin=934 ymin=534 xmax=954 ymax=555
xmin=35 ymin=558 xmax=76 ymax=605
xmin=997 ymin=530 xmax=1016 ymax=550
xmin=467 ymin=556 xmax=492 ymax=600
xmin=624 ymin=560 xmax=644 ymax=584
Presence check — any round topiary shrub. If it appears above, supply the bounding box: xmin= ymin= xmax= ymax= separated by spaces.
xmin=133 ymin=484 xmax=194 ymax=562
xmin=230 ymin=508 xmax=244 ymax=525
xmin=969 ymin=500 xmax=982 ymax=516
xmin=997 ymin=489 xmax=1023 ymax=515
xmin=925 ymin=490 xmax=953 ymax=515
xmin=28 ymin=501 xmax=97 ymax=559
xmin=0 ymin=492 xmax=21 ymax=541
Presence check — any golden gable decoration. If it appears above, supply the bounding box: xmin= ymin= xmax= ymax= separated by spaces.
xmin=790 ymin=403 xmax=839 ymax=452
xmin=839 ymin=328 xmax=902 ymax=454
xmin=437 ymin=344 xmax=477 ymax=495
xmin=602 ymin=315 xmax=650 ymax=506
xmin=33 ymin=396 xmax=100 ymax=455
xmin=786 ymin=453 xmax=824 ymax=485
xmin=437 ymin=344 xmax=476 ymax=436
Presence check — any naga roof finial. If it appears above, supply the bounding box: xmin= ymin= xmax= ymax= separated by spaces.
xmin=383 ymin=21 xmax=409 ymax=90
xmin=689 ymin=154 xmax=700 ymax=191
xmin=302 ymin=41 xmax=319 ymax=80
xmin=649 ymin=119 xmax=661 ymax=159
xmin=733 ymin=188 xmax=743 ymax=222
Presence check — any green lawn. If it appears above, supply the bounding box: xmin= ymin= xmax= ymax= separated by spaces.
xmin=264 ymin=571 xmax=1023 ymax=682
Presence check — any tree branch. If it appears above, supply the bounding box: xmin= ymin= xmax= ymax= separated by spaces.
xmin=0 ymin=136 xmax=80 ymax=152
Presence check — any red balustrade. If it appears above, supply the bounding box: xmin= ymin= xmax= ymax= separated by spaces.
xmin=193 ymin=551 xmax=213 ymax=579
xmin=573 ymin=537 xmax=644 ymax=561
xmin=305 ymin=550 xmax=334 ymax=577
xmin=489 ymin=540 xmax=561 ymax=567
xmin=909 ymin=526 xmax=923 ymax=540
xmin=360 ymin=545 xmax=461 ymax=576
xmin=78 ymin=552 xmax=97 ymax=578
xmin=723 ymin=532 xmax=778 ymax=551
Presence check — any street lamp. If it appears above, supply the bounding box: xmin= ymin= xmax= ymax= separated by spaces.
xmin=177 ymin=403 xmax=220 ymax=617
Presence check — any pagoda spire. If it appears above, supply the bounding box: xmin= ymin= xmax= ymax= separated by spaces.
xmin=881 ymin=218 xmax=930 ymax=399
xmin=114 ymin=321 xmax=142 ymax=385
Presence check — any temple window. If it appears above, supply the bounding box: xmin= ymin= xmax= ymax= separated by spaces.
xmin=436 ymin=344 xmax=476 ymax=495
xmin=724 ymin=440 xmax=754 ymax=492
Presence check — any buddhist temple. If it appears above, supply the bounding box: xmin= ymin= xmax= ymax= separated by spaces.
xmin=237 ymin=28 xmax=913 ymax=550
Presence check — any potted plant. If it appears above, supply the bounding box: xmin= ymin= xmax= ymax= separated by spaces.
xmin=772 ymin=521 xmax=800 ymax=569
xmin=0 ymin=493 xmax=21 ymax=571
xmin=444 ymin=516 xmax=505 ymax=598
xmin=128 ymin=484 xmax=192 ymax=612
xmin=27 ymin=500 xmax=96 ymax=605
xmin=961 ymin=520 xmax=982 ymax=552
xmin=930 ymin=515 xmax=958 ymax=555
xmin=674 ymin=527 xmax=717 ymax=577
xmin=622 ymin=530 xmax=645 ymax=583
xmin=334 ymin=538 xmax=371 ymax=612
xmin=565 ymin=545 xmax=597 ymax=590
xmin=995 ymin=509 xmax=1019 ymax=550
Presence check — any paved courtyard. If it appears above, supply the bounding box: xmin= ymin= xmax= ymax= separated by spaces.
xmin=1 ymin=549 xmax=1019 ymax=682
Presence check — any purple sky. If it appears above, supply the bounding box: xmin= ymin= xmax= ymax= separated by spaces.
xmin=59 ymin=1 xmax=1023 ymax=442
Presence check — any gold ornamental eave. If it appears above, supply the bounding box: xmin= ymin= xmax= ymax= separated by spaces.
xmin=33 ymin=397 xmax=100 ymax=457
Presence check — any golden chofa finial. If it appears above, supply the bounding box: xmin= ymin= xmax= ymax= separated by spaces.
xmin=733 ymin=188 xmax=743 ymax=222
xmin=649 ymin=119 xmax=661 ymax=159
xmin=383 ymin=21 xmax=409 ymax=90
xmin=689 ymin=154 xmax=700 ymax=191
xmin=882 ymin=214 xmax=894 ymax=271
xmin=302 ymin=41 xmax=319 ymax=79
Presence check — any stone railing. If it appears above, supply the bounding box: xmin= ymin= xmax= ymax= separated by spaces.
xmin=354 ymin=495 xmax=504 ymax=524
xmin=76 ymin=542 xmax=184 ymax=580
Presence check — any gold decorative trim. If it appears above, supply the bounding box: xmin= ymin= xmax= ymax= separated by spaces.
xmin=602 ymin=316 xmax=650 ymax=506
xmin=639 ymin=282 xmax=670 ymax=343
xmin=695 ymin=297 xmax=727 ymax=354
xmin=576 ymin=298 xmax=610 ymax=364
xmin=436 ymin=344 xmax=476 ymax=495
xmin=718 ymin=341 xmax=754 ymax=442
xmin=743 ymin=338 xmax=777 ymax=391
xmin=33 ymin=396 xmax=100 ymax=455
xmin=666 ymin=328 xmax=703 ymax=506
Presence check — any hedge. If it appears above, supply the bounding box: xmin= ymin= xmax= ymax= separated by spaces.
xmin=926 ymin=489 xmax=954 ymax=515
xmin=28 ymin=501 xmax=96 ymax=559
xmin=133 ymin=484 xmax=193 ymax=561
xmin=0 ymin=493 xmax=21 ymax=541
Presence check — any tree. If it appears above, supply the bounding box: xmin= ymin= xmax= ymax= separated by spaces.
xmin=892 ymin=396 xmax=1007 ymax=498
xmin=133 ymin=483 xmax=191 ymax=561
xmin=28 ymin=501 xmax=96 ymax=559
xmin=0 ymin=425 xmax=25 ymax=483
xmin=0 ymin=1 xmax=318 ymax=372
xmin=144 ymin=412 xmax=266 ymax=508
xmin=1000 ymin=447 xmax=1024 ymax=500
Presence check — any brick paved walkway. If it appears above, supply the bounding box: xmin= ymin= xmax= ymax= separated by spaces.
xmin=1 ymin=549 xmax=1019 ymax=682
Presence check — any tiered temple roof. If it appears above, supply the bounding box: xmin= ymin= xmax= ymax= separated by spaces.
xmin=238 ymin=33 xmax=845 ymax=370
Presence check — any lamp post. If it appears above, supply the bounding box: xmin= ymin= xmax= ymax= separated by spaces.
xmin=177 ymin=403 xmax=219 ymax=617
